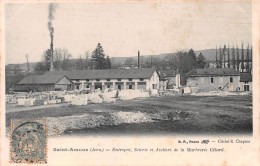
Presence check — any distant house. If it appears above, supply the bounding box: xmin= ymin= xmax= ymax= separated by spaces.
xmin=45 ymin=68 xmax=160 ymax=92
xmin=186 ymin=68 xmax=240 ymax=92
xmin=240 ymin=73 xmax=252 ymax=91
xmin=17 ymin=75 xmax=73 ymax=92
xmin=207 ymin=61 xmax=217 ymax=68
xmin=159 ymin=70 xmax=176 ymax=89
xmin=159 ymin=77 xmax=167 ymax=92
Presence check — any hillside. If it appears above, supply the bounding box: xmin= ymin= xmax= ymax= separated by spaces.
xmin=6 ymin=62 xmax=38 ymax=72
xmin=195 ymin=49 xmax=216 ymax=61
xmin=6 ymin=48 xmax=248 ymax=70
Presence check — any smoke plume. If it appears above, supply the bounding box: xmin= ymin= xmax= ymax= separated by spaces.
xmin=48 ymin=3 xmax=57 ymax=40
xmin=48 ymin=3 xmax=57 ymax=71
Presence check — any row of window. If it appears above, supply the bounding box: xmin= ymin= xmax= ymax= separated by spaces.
xmin=76 ymin=83 xmax=157 ymax=90
xmin=75 ymin=78 xmax=144 ymax=82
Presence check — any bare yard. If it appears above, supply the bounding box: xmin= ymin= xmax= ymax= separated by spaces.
xmin=6 ymin=95 xmax=252 ymax=136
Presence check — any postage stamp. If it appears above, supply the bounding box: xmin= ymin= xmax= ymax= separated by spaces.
xmin=10 ymin=119 xmax=47 ymax=164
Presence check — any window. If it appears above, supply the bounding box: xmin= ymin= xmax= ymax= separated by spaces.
xmin=230 ymin=77 xmax=233 ymax=83
xmin=107 ymin=85 xmax=110 ymax=88
xmin=86 ymin=85 xmax=89 ymax=88
xmin=76 ymin=85 xmax=79 ymax=90
xmin=140 ymin=78 xmax=144 ymax=81
xmin=117 ymin=85 xmax=121 ymax=90
xmin=128 ymin=78 xmax=133 ymax=81
xmin=129 ymin=84 xmax=132 ymax=89
xmin=210 ymin=77 xmax=214 ymax=83
xmin=153 ymin=84 xmax=156 ymax=89
xmin=244 ymin=85 xmax=249 ymax=91
xmin=106 ymin=79 xmax=111 ymax=81
xmin=245 ymin=81 xmax=249 ymax=84
xmin=117 ymin=79 xmax=121 ymax=81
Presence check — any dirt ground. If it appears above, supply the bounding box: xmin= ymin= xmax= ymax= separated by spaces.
xmin=6 ymin=95 xmax=252 ymax=136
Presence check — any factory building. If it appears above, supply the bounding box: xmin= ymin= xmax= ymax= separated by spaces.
xmin=17 ymin=74 xmax=73 ymax=92
xmin=44 ymin=68 xmax=160 ymax=92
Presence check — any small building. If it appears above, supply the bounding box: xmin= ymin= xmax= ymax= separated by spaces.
xmin=159 ymin=70 xmax=176 ymax=89
xmin=17 ymin=74 xmax=73 ymax=92
xmin=45 ymin=68 xmax=160 ymax=92
xmin=159 ymin=77 xmax=167 ymax=92
xmin=186 ymin=68 xmax=240 ymax=92
xmin=240 ymin=73 xmax=252 ymax=91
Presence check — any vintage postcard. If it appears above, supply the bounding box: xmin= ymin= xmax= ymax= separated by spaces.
xmin=1 ymin=0 xmax=259 ymax=165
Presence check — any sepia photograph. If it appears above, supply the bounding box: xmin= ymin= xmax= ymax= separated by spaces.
xmin=2 ymin=0 xmax=259 ymax=165
xmin=4 ymin=2 xmax=253 ymax=138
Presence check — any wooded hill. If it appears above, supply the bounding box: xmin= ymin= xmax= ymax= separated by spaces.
xmin=6 ymin=48 xmax=247 ymax=72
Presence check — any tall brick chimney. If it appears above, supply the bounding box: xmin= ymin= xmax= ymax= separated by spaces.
xmin=138 ymin=50 xmax=140 ymax=69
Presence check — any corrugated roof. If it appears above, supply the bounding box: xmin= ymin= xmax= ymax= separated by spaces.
xmin=18 ymin=74 xmax=69 ymax=84
xmin=240 ymin=73 xmax=252 ymax=82
xmin=188 ymin=68 xmax=240 ymax=76
xmin=44 ymin=68 xmax=157 ymax=80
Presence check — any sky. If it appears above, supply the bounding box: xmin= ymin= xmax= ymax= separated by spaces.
xmin=5 ymin=2 xmax=252 ymax=65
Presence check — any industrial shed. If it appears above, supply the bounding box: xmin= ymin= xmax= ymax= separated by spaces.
xmin=45 ymin=68 xmax=160 ymax=92
xmin=17 ymin=74 xmax=73 ymax=92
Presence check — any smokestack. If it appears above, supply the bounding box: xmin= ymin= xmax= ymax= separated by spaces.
xmin=50 ymin=33 xmax=54 ymax=71
xmin=138 ymin=50 xmax=140 ymax=69
xmin=48 ymin=3 xmax=57 ymax=71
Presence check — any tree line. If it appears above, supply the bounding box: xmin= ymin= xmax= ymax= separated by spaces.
xmin=216 ymin=43 xmax=252 ymax=73
xmin=34 ymin=43 xmax=112 ymax=74
xmin=123 ymin=49 xmax=207 ymax=74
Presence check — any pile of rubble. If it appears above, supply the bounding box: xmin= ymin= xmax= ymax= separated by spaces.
xmin=47 ymin=111 xmax=153 ymax=136
xmin=47 ymin=109 xmax=199 ymax=136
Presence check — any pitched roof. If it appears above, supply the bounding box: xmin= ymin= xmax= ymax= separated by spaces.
xmin=17 ymin=74 xmax=70 ymax=84
xmin=44 ymin=68 xmax=157 ymax=80
xmin=159 ymin=70 xmax=176 ymax=78
xmin=240 ymin=73 xmax=252 ymax=82
xmin=187 ymin=68 xmax=240 ymax=76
